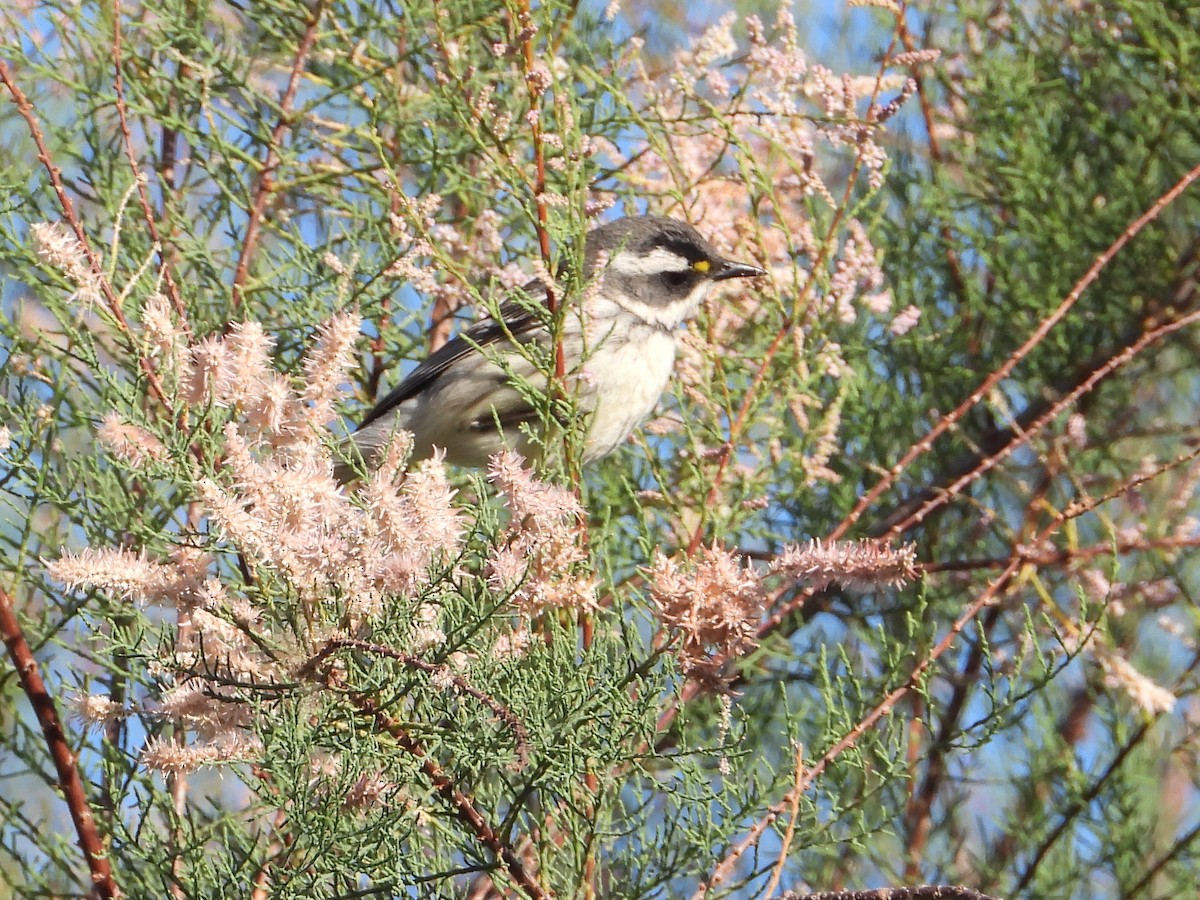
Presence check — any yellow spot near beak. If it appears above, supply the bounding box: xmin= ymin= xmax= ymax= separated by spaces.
xmin=692 ymin=260 xmax=711 ymax=273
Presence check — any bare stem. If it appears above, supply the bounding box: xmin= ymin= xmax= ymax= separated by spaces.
xmin=111 ymin=0 xmax=189 ymax=329
xmin=0 ymin=56 xmax=172 ymax=413
xmin=0 ymin=587 xmax=120 ymax=900
xmin=230 ymin=1 xmax=325 ymax=310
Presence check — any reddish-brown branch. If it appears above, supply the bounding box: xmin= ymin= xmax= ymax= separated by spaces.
xmin=230 ymin=1 xmax=325 ymax=310
xmin=886 ymin=307 xmax=1200 ymax=536
xmin=351 ymin=693 xmax=551 ymax=900
xmin=303 ymin=638 xmax=531 ymax=765
xmin=903 ymin=471 xmax=1053 ymax=878
xmin=110 ymin=0 xmax=188 ymax=329
xmin=922 ymin=534 xmax=1200 ymax=573
xmin=427 ymin=190 xmax=473 ymax=353
xmin=514 ymin=0 xmax=577 ymax=503
xmin=512 ymin=2 xmax=589 ymax=664
xmin=425 ymin=287 xmax=455 ymax=353
xmin=0 ymin=57 xmax=172 ymax=413
xmin=0 ymin=587 xmax=120 ymax=899
xmin=830 ymin=161 xmax=1200 ymax=543
xmin=781 ymin=888 xmax=1000 ymax=900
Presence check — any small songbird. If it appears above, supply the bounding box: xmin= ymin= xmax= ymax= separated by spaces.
xmin=339 ymin=215 xmax=764 ymax=477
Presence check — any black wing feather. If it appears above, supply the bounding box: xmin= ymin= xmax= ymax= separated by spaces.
xmin=356 ymin=284 xmax=547 ymax=432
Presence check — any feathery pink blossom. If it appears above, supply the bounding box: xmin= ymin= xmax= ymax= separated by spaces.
xmin=98 ymin=413 xmax=166 ymax=468
xmin=30 ymin=221 xmax=102 ymax=308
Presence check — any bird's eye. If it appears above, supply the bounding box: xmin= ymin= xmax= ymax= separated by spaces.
xmin=662 ymin=270 xmax=690 ymax=288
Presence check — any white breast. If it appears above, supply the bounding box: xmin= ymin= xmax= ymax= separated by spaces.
xmin=580 ymin=329 xmax=677 ymax=461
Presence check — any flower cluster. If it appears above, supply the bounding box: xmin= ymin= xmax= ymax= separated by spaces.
xmin=48 ymin=295 xmax=611 ymax=771
xmin=49 ymin=304 xmax=474 ymax=771
xmin=647 ymin=546 xmax=765 ymax=683
xmin=647 ymin=539 xmax=917 ymax=682
xmin=51 ymin=545 xmax=271 ymax=772
xmin=486 ymin=450 xmax=595 ymax=616
xmin=30 ymin=221 xmax=103 ymax=308
xmin=167 ymin=311 xmax=469 ymax=620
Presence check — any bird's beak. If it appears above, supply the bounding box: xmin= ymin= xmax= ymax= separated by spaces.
xmin=712 ymin=259 xmax=766 ymax=281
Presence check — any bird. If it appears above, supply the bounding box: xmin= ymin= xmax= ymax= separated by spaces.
xmin=337 ymin=215 xmax=765 ymax=478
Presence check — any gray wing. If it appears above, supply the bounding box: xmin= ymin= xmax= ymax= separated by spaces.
xmin=356 ymin=284 xmax=548 ymax=432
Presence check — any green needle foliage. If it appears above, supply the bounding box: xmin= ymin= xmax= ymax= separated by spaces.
xmin=1 ymin=1 xmax=1198 ymax=898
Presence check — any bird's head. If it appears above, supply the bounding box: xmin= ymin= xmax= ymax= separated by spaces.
xmin=584 ymin=215 xmax=765 ymax=329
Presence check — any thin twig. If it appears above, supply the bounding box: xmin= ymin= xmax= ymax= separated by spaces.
xmin=110 ymin=0 xmax=189 ymax=328
xmin=0 ymin=587 xmax=120 ymax=900
xmin=830 ymin=161 xmax=1200 ymax=543
xmin=303 ymin=638 xmax=531 ymax=766
xmin=230 ymin=1 xmax=325 ymax=310
xmin=0 ymin=56 xmax=172 ymax=412
xmin=348 ymin=691 xmax=551 ymax=900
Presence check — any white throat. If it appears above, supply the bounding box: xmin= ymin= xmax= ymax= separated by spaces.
xmin=611 ymin=279 xmax=712 ymax=330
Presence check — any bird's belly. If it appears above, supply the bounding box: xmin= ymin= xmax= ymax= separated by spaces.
xmin=581 ymin=331 xmax=677 ymax=461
